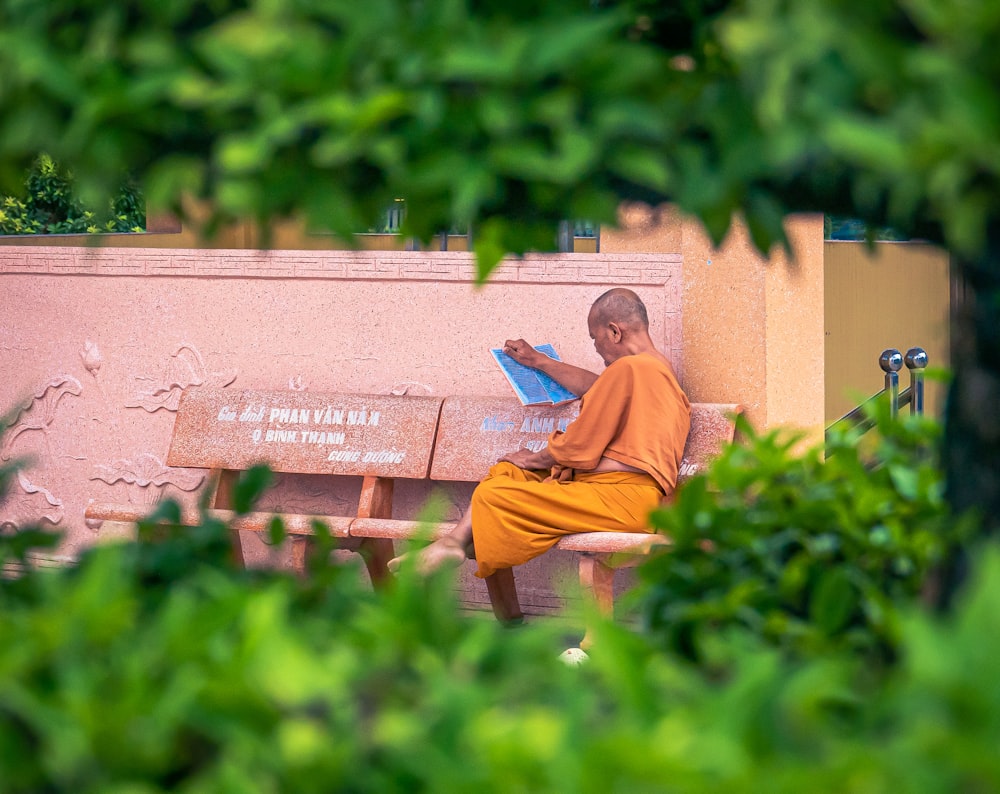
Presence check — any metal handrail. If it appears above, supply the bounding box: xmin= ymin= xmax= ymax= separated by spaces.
xmin=826 ymin=347 xmax=928 ymax=442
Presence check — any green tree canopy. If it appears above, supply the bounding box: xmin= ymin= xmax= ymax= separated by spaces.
xmin=0 ymin=154 xmax=144 ymax=235
xmin=2 ymin=1 xmax=997 ymax=262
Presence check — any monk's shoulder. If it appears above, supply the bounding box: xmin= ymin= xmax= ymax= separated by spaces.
xmin=618 ymin=353 xmax=688 ymax=404
xmin=609 ymin=352 xmax=671 ymax=377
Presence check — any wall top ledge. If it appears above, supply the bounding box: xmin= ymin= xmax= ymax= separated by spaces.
xmin=0 ymin=246 xmax=681 ymax=286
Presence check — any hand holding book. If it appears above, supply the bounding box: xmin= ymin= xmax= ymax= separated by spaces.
xmin=501 ymin=340 xmax=551 ymax=370
xmin=490 ymin=343 xmax=579 ymax=406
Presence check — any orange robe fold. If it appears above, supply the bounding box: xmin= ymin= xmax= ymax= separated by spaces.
xmin=471 ymin=353 xmax=690 ymax=578
xmin=546 ymin=353 xmax=690 ymax=494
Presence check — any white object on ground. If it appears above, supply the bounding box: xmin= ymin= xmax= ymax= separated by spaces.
xmin=558 ymin=647 xmax=590 ymax=666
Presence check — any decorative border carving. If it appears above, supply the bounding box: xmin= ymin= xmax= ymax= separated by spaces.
xmin=0 ymin=247 xmax=681 ymax=286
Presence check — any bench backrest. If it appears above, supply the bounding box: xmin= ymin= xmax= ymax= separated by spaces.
xmin=430 ymin=397 xmax=741 ymax=484
xmin=166 ymin=387 xmax=740 ymax=486
xmin=166 ymin=387 xmax=443 ymax=479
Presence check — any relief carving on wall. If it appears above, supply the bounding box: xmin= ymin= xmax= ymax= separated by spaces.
xmin=388 ymin=381 xmax=433 ymax=396
xmin=1 ymin=375 xmax=83 ymax=461
xmin=80 ymin=340 xmax=102 ymax=377
xmin=440 ymin=492 xmax=467 ymax=522
xmin=126 ymin=343 xmax=237 ymax=413
xmin=90 ymin=453 xmax=205 ymax=508
xmin=259 ymin=472 xmax=352 ymax=516
xmin=0 ymin=473 xmax=64 ymax=534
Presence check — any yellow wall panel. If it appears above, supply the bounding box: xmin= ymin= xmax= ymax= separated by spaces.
xmin=824 ymin=241 xmax=950 ymax=423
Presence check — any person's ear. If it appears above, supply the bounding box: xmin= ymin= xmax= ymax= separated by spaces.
xmin=609 ymin=322 xmax=622 ymax=342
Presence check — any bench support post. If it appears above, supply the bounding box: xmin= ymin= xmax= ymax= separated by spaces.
xmin=357 ymin=476 xmax=396 ymax=588
xmin=207 ymin=469 xmax=246 ymax=568
xmin=484 ymin=568 xmax=524 ymax=624
xmin=288 ymin=536 xmax=318 ymax=574
xmin=579 ymin=554 xmax=616 ymax=651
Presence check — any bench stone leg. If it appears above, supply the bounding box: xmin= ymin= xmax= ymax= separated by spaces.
xmin=356 ymin=476 xmax=396 ymax=587
xmin=579 ymin=554 xmax=615 ymax=651
xmin=288 ymin=537 xmax=317 ymax=575
xmin=208 ymin=469 xmax=246 ymax=568
xmin=227 ymin=529 xmax=247 ymax=568
xmin=485 ymin=567 xmax=524 ymax=624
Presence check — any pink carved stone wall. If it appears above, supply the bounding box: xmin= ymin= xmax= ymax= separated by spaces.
xmin=0 ymin=246 xmax=682 ymax=613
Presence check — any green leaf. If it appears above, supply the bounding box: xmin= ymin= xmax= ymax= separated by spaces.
xmin=232 ymin=464 xmax=273 ymax=514
xmin=472 ymin=217 xmax=508 ymax=284
xmin=810 ymin=567 xmax=857 ymax=636
xmin=267 ymin=515 xmax=286 ymax=546
xmin=889 ymin=464 xmax=921 ymax=501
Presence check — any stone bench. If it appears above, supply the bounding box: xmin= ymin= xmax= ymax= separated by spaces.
xmin=86 ymin=387 xmax=740 ymax=642
xmin=86 ymin=388 xmax=445 ymax=586
xmin=350 ymin=395 xmax=740 ymax=644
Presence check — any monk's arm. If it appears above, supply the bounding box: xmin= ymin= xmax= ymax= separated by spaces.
xmin=502 ymin=339 xmax=598 ymax=396
xmin=530 ymin=357 xmax=598 ymax=397
xmin=498 ymin=446 xmax=557 ymax=470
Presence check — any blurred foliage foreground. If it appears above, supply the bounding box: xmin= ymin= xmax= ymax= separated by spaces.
xmin=0 ymin=407 xmax=995 ymax=793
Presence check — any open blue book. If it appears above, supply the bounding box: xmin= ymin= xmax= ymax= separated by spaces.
xmin=490 ymin=344 xmax=579 ymax=406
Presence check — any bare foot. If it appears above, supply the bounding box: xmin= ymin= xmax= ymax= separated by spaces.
xmin=387 ymin=537 xmax=468 ymax=575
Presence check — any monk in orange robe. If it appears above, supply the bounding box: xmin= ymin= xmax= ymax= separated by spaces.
xmin=389 ymin=288 xmax=690 ymax=615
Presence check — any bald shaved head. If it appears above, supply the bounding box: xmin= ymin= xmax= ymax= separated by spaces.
xmin=590 ymin=288 xmax=649 ymax=331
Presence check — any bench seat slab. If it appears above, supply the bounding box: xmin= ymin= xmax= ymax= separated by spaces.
xmin=85 ymin=502 xmax=354 ymax=537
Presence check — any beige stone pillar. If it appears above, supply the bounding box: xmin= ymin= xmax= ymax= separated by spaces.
xmin=604 ymin=205 xmax=826 ymax=437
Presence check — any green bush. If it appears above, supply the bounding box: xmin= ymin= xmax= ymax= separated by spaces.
xmin=1 ymin=418 xmax=996 ymax=791
xmin=636 ymin=404 xmax=967 ymax=668
xmin=0 ymin=492 xmax=690 ymax=793
xmin=0 ymin=154 xmax=144 ymax=235
xmin=2 ymin=495 xmax=1000 ymax=791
